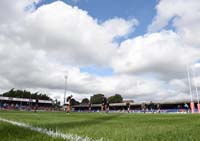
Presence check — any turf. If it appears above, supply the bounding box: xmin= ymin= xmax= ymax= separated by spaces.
xmin=0 ymin=111 xmax=200 ymax=141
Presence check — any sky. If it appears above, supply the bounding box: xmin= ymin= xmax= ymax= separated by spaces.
xmin=0 ymin=0 xmax=200 ymax=103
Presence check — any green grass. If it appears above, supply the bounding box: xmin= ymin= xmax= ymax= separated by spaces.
xmin=0 ymin=121 xmax=65 ymax=141
xmin=0 ymin=111 xmax=200 ymax=141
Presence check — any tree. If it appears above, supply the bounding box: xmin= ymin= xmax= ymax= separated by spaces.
xmin=81 ymin=98 xmax=90 ymax=104
xmin=108 ymin=94 xmax=123 ymax=103
xmin=53 ymin=99 xmax=61 ymax=109
xmin=70 ymin=98 xmax=80 ymax=106
xmin=90 ymin=94 xmax=104 ymax=104
xmin=2 ymin=89 xmax=52 ymax=100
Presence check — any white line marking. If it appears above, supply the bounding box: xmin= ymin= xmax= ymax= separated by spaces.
xmin=0 ymin=117 xmax=103 ymax=141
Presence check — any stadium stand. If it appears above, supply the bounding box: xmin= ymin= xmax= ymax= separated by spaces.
xmin=0 ymin=96 xmax=53 ymax=111
xmin=73 ymin=100 xmax=199 ymax=113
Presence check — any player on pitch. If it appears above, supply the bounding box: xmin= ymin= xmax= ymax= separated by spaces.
xmin=66 ymin=95 xmax=73 ymax=113
xmin=101 ymin=96 xmax=109 ymax=113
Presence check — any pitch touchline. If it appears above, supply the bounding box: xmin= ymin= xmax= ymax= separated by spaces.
xmin=0 ymin=117 xmax=103 ymax=141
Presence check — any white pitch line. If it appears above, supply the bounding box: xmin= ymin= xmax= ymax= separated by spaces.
xmin=0 ymin=117 xmax=103 ymax=141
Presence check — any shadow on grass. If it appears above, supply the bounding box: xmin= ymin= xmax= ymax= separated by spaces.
xmin=41 ymin=114 xmax=120 ymax=130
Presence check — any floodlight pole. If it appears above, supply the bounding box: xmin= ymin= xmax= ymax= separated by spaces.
xmin=186 ymin=64 xmax=195 ymax=113
xmin=191 ymin=67 xmax=200 ymax=113
xmin=64 ymin=75 xmax=68 ymax=105
xmin=184 ymin=47 xmax=195 ymax=113
xmin=20 ymin=93 xmax=23 ymax=110
xmin=29 ymin=93 xmax=31 ymax=111
xmin=183 ymin=47 xmax=193 ymax=101
xmin=0 ymin=97 xmax=1 ymax=110
xmin=192 ymin=67 xmax=200 ymax=104
xmin=186 ymin=64 xmax=193 ymax=102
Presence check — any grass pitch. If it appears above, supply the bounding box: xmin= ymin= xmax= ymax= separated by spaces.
xmin=0 ymin=111 xmax=200 ymax=141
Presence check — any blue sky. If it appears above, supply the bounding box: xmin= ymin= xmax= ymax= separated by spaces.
xmin=36 ymin=0 xmax=158 ymax=76
xmin=80 ymin=66 xmax=113 ymax=76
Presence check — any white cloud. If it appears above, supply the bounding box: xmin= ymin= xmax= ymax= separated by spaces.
xmin=148 ymin=0 xmax=200 ymax=46
xmin=102 ymin=18 xmax=138 ymax=38
xmin=0 ymin=0 xmax=200 ymax=103
xmin=169 ymin=79 xmax=188 ymax=93
xmin=112 ymin=30 xmax=200 ymax=79
xmin=0 ymin=0 xmax=40 ymax=25
xmin=14 ymin=1 xmax=137 ymax=66
xmin=0 ymin=34 xmax=190 ymax=102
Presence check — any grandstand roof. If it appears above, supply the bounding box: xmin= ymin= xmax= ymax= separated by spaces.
xmin=73 ymin=100 xmax=195 ymax=108
xmin=0 ymin=96 xmax=52 ymax=104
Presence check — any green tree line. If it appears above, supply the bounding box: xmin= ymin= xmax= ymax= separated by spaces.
xmin=81 ymin=94 xmax=123 ymax=104
xmin=1 ymin=89 xmax=125 ymax=105
xmin=1 ymin=88 xmax=51 ymax=100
